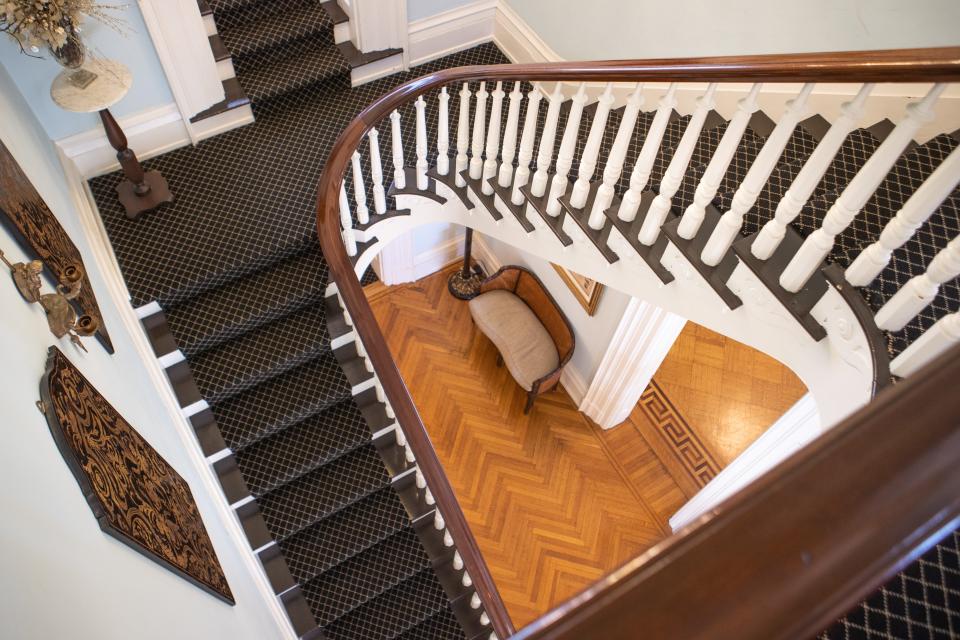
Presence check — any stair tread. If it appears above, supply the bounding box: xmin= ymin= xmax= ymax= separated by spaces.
xmin=394 ymin=607 xmax=467 ymax=640
xmin=221 ymin=0 xmax=335 ymax=58
xmin=304 ymin=528 xmax=432 ymax=627
xmin=322 ymin=568 xmax=451 ymax=640
xmin=257 ymin=444 xmax=390 ymax=542
xmin=189 ymin=303 xmax=331 ymax=405
xmin=164 ymin=248 xmax=329 ymax=358
xmin=235 ymin=35 xmax=351 ymax=105
xmin=211 ymin=351 xmax=351 ymax=451
xmin=236 ymin=397 xmax=372 ymax=496
xmin=280 ymin=486 xmax=411 ymax=584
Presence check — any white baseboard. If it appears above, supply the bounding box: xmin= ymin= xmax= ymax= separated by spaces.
xmin=561 ymin=365 xmax=588 ymax=406
xmin=492 ymin=1 xmax=561 ymax=64
xmin=408 ymin=0 xmax=497 ymax=67
xmin=56 ymin=102 xmax=254 ymax=179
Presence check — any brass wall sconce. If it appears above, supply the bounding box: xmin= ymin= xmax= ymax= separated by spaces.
xmin=2 ymin=249 xmax=98 ymax=351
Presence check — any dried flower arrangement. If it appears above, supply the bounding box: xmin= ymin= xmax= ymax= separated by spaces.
xmin=1 ymin=0 xmax=126 ymax=59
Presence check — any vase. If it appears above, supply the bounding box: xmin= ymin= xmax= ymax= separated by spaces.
xmin=48 ymin=20 xmax=85 ymax=70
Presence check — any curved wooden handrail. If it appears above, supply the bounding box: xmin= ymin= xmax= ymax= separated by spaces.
xmin=316 ymin=47 xmax=960 ymax=639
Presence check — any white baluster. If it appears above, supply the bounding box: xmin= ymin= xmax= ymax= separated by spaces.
xmin=846 ymin=146 xmax=960 ymax=286
xmin=455 ymin=83 xmax=472 ymax=187
xmin=546 ymin=83 xmax=588 ymax=216
xmin=571 ymin=83 xmax=615 ymax=211
xmin=469 ymin=82 xmax=489 ymax=180
xmin=404 ymin=444 xmax=415 ymax=463
xmin=497 ymin=82 xmax=523 ymax=189
xmin=462 ymin=572 xmax=473 ymax=587
xmin=355 ymin=338 xmax=373 ymax=373
xmin=424 ymin=488 xmax=435 ymax=505
xmin=890 ymin=311 xmax=960 ymax=377
xmin=434 ymin=510 xmax=445 ymax=530
xmin=637 ymin=83 xmax=718 ymax=246
xmin=443 ymin=530 xmax=453 ymax=546
xmin=875 ymin=236 xmax=960 ymax=331
xmin=531 ymin=83 xmax=565 ymax=198
xmin=510 ymin=85 xmax=543 ymax=204
xmin=470 ymin=594 xmax=482 ymax=609
xmin=437 ymin=86 xmax=450 ymax=175
xmin=368 ymin=128 xmax=387 ymax=215
xmin=394 ymin=423 xmax=406 ymax=447
xmin=699 ymin=84 xmax=814 ymax=265
xmin=482 ymin=81 xmax=505 ymax=195
xmin=339 ymin=183 xmax=357 ymax=256
xmin=390 ymin=109 xmax=406 ymax=190
xmin=350 ymin=151 xmax=369 ymax=225
xmin=751 ymin=83 xmax=874 ymax=260
xmin=677 ymin=83 xmax=762 ymax=241
xmin=589 ymin=83 xmax=644 ymax=229
xmin=780 ymin=84 xmax=946 ymax=293
xmin=415 ymin=95 xmax=429 ymax=190
xmin=415 ymin=468 xmax=426 ymax=490
xmin=453 ymin=551 xmax=464 ymax=571
xmin=618 ymin=83 xmax=678 ymax=222
xmin=480 ymin=613 xmax=490 ymax=626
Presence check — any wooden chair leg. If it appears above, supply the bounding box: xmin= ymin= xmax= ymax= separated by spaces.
xmin=523 ymin=392 xmax=535 ymax=414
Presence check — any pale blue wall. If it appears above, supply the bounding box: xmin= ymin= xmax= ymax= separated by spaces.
xmin=0 ymin=4 xmax=173 ymax=141
xmin=503 ymin=0 xmax=960 ymax=60
xmin=408 ymin=0 xmax=475 ymax=22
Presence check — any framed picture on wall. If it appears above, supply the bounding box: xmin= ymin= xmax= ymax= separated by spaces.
xmin=552 ymin=264 xmax=604 ymax=316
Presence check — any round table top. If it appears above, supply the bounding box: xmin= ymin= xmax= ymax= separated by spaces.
xmin=51 ymin=58 xmax=132 ymax=113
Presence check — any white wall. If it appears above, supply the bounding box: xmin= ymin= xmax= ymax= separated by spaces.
xmin=0 ymin=64 xmax=282 ymax=640
xmin=480 ymin=235 xmax=632 ymax=384
xmin=502 ymin=0 xmax=960 ymax=61
xmin=408 ymin=0 xmax=476 ymax=22
xmin=0 ymin=4 xmax=174 ymax=140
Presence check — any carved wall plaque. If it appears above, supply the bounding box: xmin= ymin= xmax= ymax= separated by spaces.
xmin=0 ymin=140 xmax=113 ymax=352
xmin=39 ymin=347 xmax=234 ymax=603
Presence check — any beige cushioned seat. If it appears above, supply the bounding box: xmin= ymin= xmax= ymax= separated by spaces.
xmin=469 ymin=289 xmax=560 ymax=391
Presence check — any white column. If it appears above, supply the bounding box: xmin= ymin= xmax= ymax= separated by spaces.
xmin=676 ymin=83 xmax=762 ymax=241
xmin=350 ymin=151 xmax=369 ymax=225
xmin=578 ymin=298 xmax=687 ymax=429
xmin=510 ymin=85 xmax=543 ymax=204
xmin=637 ymin=83 xmax=718 ymax=246
xmin=875 ymin=236 xmax=960 ymax=331
xmin=415 ymin=96 xmax=429 ymax=190
xmin=530 ymin=83 xmax=565 ymax=198
xmin=390 ymin=109 xmax=406 ymax=189
xmin=618 ymin=83 xmax=678 ymax=223
xmin=780 ymin=83 xmax=945 ymax=293
xmin=699 ymin=84 xmax=814 ymax=265
xmin=368 ymin=128 xmax=387 ymax=215
xmin=750 ymin=83 xmax=874 ymax=260
xmin=455 ymin=83 xmax=472 ymax=187
xmin=482 ymin=81 xmax=506 ymax=195
xmin=436 ymin=86 xmax=450 ymax=176
xmin=589 ymin=83 xmax=644 ymax=229
xmin=339 ymin=183 xmax=357 ymax=256
xmin=846 ymin=146 xmax=960 ymax=286
xmin=546 ymin=83 xmax=588 ymax=216
xmin=469 ymin=82 xmax=489 ymax=181
xmin=669 ymin=394 xmax=821 ymax=531
xmin=570 ymin=83 xmax=615 ymax=210
xmin=497 ymin=82 xmax=524 ymax=189
xmin=890 ymin=312 xmax=960 ymax=378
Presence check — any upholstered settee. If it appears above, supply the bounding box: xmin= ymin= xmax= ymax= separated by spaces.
xmin=468 ymin=266 xmax=575 ymax=413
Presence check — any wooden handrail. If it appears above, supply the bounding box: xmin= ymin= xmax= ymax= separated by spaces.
xmin=316 ymin=47 xmax=960 ymax=639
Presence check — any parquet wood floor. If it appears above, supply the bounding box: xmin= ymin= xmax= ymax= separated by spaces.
xmin=367 ymin=267 xmax=673 ymax=629
xmin=654 ymin=322 xmax=808 ymax=467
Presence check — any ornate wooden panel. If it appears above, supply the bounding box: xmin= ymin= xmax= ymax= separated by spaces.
xmin=39 ymin=346 xmax=233 ymax=603
xmin=0 ymin=141 xmax=113 ymax=352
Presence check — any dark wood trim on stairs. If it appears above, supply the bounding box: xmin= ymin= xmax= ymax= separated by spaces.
xmin=191 ymin=77 xmax=251 ymax=123
xmin=317 ymin=47 xmax=960 ymax=640
xmin=209 ymin=34 xmax=230 ymax=62
xmin=337 ymin=41 xmax=404 ymax=69
xmin=320 ymin=0 xmax=348 ymax=25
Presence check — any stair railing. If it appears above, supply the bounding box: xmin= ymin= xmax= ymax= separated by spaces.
xmin=317 ymin=47 xmax=960 ymax=639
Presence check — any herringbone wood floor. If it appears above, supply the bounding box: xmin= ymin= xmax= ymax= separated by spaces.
xmin=368 ymin=267 xmax=673 ymax=629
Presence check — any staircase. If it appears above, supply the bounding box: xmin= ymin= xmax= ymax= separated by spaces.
xmin=86 ymin=35 xmax=960 ymax=640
